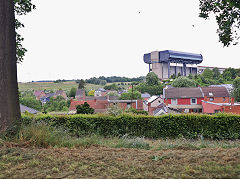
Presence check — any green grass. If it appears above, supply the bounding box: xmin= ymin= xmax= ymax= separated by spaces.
xmin=2 ymin=122 xmax=240 ymax=178
xmin=18 ymin=81 xmax=103 ymax=92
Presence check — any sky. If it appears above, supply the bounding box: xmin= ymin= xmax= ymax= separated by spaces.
xmin=17 ymin=0 xmax=240 ymax=82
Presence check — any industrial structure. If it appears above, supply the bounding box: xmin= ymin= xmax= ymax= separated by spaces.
xmin=144 ymin=50 xmax=203 ymax=80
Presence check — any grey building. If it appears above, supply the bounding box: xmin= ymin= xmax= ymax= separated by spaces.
xmin=144 ymin=50 xmax=203 ymax=80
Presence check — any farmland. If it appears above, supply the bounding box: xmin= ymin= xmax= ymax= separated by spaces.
xmin=18 ymin=81 xmax=102 ymax=92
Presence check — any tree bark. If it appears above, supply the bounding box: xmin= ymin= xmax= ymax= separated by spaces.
xmin=0 ymin=0 xmax=21 ymax=131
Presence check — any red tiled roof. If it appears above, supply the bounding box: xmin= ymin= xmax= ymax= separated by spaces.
xmin=201 ymin=87 xmax=230 ymax=97
xmin=69 ymin=100 xmax=109 ymax=111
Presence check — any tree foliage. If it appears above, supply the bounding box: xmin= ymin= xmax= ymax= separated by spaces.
xmin=146 ymin=72 xmax=159 ymax=86
xmin=172 ymin=76 xmax=196 ymax=88
xmin=76 ymin=102 xmax=94 ymax=114
xmin=76 ymin=79 xmax=85 ymax=89
xmin=14 ymin=0 xmax=36 ymax=62
xmin=119 ymin=90 xmax=142 ymax=100
xmin=199 ymin=0 xmax=240 ymax=46
xmin=233 ymin=77 xmax=240 ymax=102
xmin=69 ymin=88 xmax=76 ymax=98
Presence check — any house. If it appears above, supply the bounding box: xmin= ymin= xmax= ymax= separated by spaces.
xmin=75 ymin=89 xmax=85 ymax=100
xmin=146 ymin=96 xmax=163 ymax=114
xmin=33 ymin=90 xmax=46 ymax=100
xmin=108 ymin=100 xmax=143 ymax=110
xmin=40 ymin=93 xmax=55 ymax=104
xmin=141 ymin=93 xmax=151 ymax=101
xmin=164 ymin=87 xmax=204 ymax=113
xmin=94 ymin=88 xmax=107 ymax=97
xmin=201 ymin=87 xmax=231 ymax=103
xmin=69 ymin=99 xmax=109 ymax=113
xmin=54 ymin=90 xmax=68 ymax=100
xmin=20 ymin=104 xmax=39 ymax=114
xmin=163 ymin=86 xmax=237 ymax=114
xmin=202 ymin=99 xmax=240 ymax=114
xmin=69 ymin=98 xmax=143 ymax=113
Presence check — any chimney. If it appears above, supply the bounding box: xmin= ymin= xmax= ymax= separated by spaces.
xmin=231 ymin=97 xmax=235 ymax=105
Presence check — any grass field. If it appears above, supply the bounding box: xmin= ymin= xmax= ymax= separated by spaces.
xmin=1 ymin=137 xmax=240 ymax=178
xmin=18 ymin=81 xmax=103 ymax=92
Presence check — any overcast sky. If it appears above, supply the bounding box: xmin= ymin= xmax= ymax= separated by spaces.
xmin=17 ymin=0 xmax=240 ymax=82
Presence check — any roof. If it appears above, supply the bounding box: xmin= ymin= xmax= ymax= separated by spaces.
xmin=20 ymin=104 xmax=39 ymax=114
xmin=144 ymin=50 xmax=203 ymax=64
xmin=69 ymin=100 xmax=108 ymax=111
xmin=76 ymin=89 xmax=85 ymax=97
xmin=46 ymin=93 xmax=55 ymax=98
xmin=141 ymin=93 xmax=151 ymax=98
xmin=165 ymin=88 xmax=203 ymax=99
xmin=34 ymin=90 xmax=44 ymax=97
xmin=148 ymin=96 xmax=160 ymax=103
xmin=201 ymin=87 xmax=230 ymax=97
xmin=55 ymin=90 xmax=66 ymax=96
xmin=96 ymin=88 xmax=106 ymax=92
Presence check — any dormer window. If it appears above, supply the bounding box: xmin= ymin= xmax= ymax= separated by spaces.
xmin=209 ymin=92 xmax=213 ymax=96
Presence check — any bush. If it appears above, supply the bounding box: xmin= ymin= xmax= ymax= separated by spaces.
xmin=76 ymin=102 xmax=94 ymax=114
xmin=21 ymin=113 xmax=240 ymax=139
xmin=115 ymin=135 xmax=150 ymax=150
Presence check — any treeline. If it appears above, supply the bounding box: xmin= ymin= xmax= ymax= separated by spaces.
xmin=85 ymin=76 xmax=145 ymax=85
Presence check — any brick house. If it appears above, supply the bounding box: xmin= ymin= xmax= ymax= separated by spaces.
xmin=75 ymin=89 xmax=85 ymax=100
xmin=164 ymin=87 xmax=204 ymax=113
xmin=202 ymin=99 xmax=240 ymax=114
xmin=201 ymin=87 xmax=231 ymax=103
xmin=34 ymin=90 xmax=46 ymax=100
xmin=69 ymin=98 xmax=143 ymax=113
xmin=54 ymin=90 xmax=68 ymax=100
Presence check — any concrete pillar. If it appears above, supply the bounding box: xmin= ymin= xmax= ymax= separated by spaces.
xmin=183 ymin=63 xmax=187 ymax=76
xmin=168 ymin=61 xmax=171 ymax=78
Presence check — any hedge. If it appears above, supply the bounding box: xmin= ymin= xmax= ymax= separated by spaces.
xmin=21 ymin=113 xmax=240 ymax=139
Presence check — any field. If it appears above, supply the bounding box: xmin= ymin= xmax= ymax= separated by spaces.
xmin=18 ymin=81 xmax=103 ymax=92
xmin=1 ymin=137 xmax=240 ymax=178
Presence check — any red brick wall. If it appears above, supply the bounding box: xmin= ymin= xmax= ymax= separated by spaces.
xmin=177 ymin=98 xmax=190 ymax=105
xmin=223 ymin=105 xmax=240 ymax=114
xmin=164 ymin=99 xmax=171 ymax=105
xmin=197 ymin=98 xmax=204 ymax=105
xmin=202 ymin=101 xmax=222 ymax=114
xmin=205 ymin=97 xmax=230 ymax=103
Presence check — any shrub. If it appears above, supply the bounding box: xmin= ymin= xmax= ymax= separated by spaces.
xmin=76 ymin=102 xmax=94 ymax=114
xmin=21 ymin=113 xmax=240 ymax=140
xmin=115 ymin=135 xmax=150 ymax=150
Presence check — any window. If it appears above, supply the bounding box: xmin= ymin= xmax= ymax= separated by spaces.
xmin=209 ymin=97 xmax=214 ymax=101
xmin=223 ymin=97 xmax=226 ymax=102
xmin=127 ymin=103 xmax=131 ymax=109
xmin=171 ymin=99 xmax=177 ymax=105
xmin=191 ymin=98 xmax=197 ymax=104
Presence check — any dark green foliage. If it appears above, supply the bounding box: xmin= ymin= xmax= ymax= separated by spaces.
xmin=69 ymin=88 xmax=76 ymax=98
xmin=86 ymin=76 xmax=144 ymax=84
xmin=119 ymin=91 xmax=142 ymax=100
xmin=19 ymin=97 xmax=42 ymax=111
xmin=172 ymin=76 xmax=196 ymax=88
xmin=44 ymin=96 xmax=69 ymax=112
xmin=233 ymin=77 xmax=240 ymax=102
xmin=199 ymin=0 xmax=240 ymax=46
xmin=76 ymin=79 xmax=85 ymax=89
xmin=146 ymin=72 xmax=159 ymax=86
xmin=76 ymin=102 xmax=94 ymax=114
xmin=135 ymin=83 xmax=163 ymax=96
xmin=22 ymin=113 xmax=240 ymax=139
xmin=126 ymin=108 xmax=148 ymax=115
xmin=14 ymin=0 xmax=36 ymax=62
xmin=202 ymin=68 xmax=214 ymax=79
xmin=104 ymin=83 xmax=119 ymax=91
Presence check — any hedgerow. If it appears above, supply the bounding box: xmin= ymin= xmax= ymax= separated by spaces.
xmin=21 ymin=113 xmax=240 ymax=139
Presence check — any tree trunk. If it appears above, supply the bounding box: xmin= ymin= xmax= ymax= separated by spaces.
xmin=0 ymin=0 xmax=21 ymax=131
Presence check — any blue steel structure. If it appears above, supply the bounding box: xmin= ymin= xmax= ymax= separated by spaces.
xmin=144 ymin=50 xmax=203 ymax=78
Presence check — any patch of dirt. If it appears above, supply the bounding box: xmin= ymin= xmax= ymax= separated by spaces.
xmin=1 ymin=146 xmax=240 ymax=178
